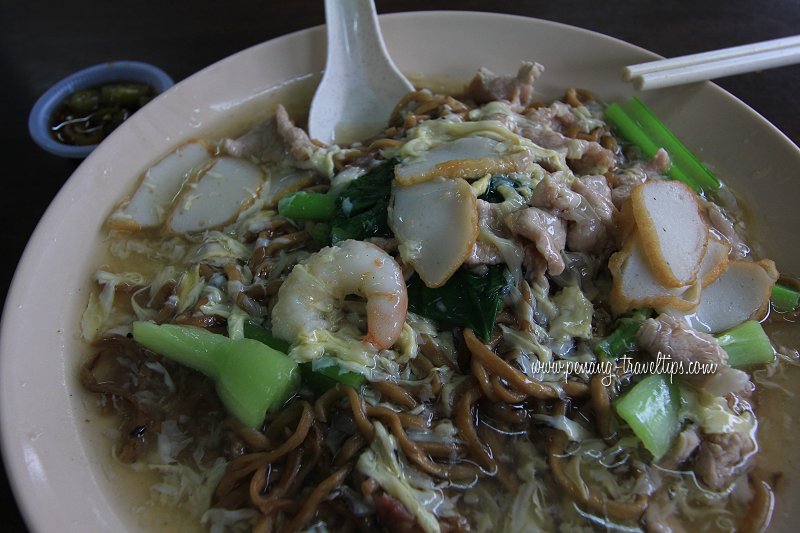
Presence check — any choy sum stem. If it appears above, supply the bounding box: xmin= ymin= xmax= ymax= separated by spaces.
xmin=133 ymin=321 xmax=300 ymax=427
xmin=614 ymin=373 xmax=680 ymax=460
xmin=605 ymin=98 xmax=721 ymax=194
xmin=771 ymin=283 xmax=800 ymax=313
xmin=278 ymin=191 xmax=338 ymax=221
xmin=715 ymin=320 xmax=775 ymax=368
xmin=621 ymin=98 xmax=720 ymax=193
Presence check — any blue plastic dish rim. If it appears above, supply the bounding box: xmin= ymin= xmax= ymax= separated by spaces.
xmin=28 ymin=61 xmax=174 ymax=159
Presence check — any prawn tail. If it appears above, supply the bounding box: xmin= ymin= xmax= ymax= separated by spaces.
xmin=365 ymin=293 xmax=408 ymax=350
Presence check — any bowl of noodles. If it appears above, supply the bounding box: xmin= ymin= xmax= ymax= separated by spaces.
xmin=2 ymin=10 xmax=799 ymax=533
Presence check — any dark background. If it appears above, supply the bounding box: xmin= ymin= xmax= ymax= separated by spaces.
xmin=1 ymin=1 xmax=799 ymax=531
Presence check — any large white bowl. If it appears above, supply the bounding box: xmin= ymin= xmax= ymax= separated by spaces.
xmin=2 ymin=11 xmax=798 ymax=533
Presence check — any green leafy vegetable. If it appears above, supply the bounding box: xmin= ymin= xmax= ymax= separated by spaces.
xmin=309 ymin=222 xmax=332 ymax=244
xmin=330 ymin=160 xmax=395 ymax=243
xmin=477 ymin=175 xmax=516 ymax=203
xmin=243 ymin=322 xmax=365 ymax=394
xmin=243 ymin=321 xmax=291 ymax=353
xmin=614 ymin=373 xmax=680 ymax=460
xmin=133 ymin=321 xmax=299 ymax=427
xmin=715 ymin=320 xmax=775 ymax=367
xmin=300 ymin=357 xmax=366 ymax=395
xmin=407 ymin=265 xmax=510 ymax=341
xmin=594 ymin=308 xmax=652 ymax=362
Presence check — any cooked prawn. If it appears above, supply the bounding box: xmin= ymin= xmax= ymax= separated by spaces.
xmin=271 ymin=239 xmax=408 ymax=351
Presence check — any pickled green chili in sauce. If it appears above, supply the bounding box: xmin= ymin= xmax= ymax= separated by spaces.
xmin=49 ymin=82 xmax=156 ymax=145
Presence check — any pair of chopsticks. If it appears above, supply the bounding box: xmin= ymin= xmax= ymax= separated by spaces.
xmin=624 ymin=35 xmax=800 ymax=90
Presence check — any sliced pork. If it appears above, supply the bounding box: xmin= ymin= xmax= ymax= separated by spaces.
xmin=636 ymin=314 xmax=728 ymax=386
xmin=610 ymin=148 xmax=670 ymax=209
xmin=505 ymin=207 xmax=567 ymax=275
xmin=275 ymin=104 xmax=318 ymax=161
xmin=694 ymin=431 xmax=755 ymax=491
xmin=465 ymin=61 xmax=543 ymax=111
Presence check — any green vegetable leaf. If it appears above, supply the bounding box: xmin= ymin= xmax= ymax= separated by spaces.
xmin=300 ymin=357 xmax=366 ymax=395
xmin=407 ymin=265 xmax=510 ymax=341
xmin=243 ymin=321 xmax=291 ymax=354
xmin=330 ymin=209 xmax=390 ymax=244
xmin=330 ymin=160 xmax=395 ymax=243
xmin=477 ymin=175 xmax=516 ymax=203
xmin=594 ymin=308 xmax=653 ymax=362
xmin=309 ymin=222 xmax=332 ymax=245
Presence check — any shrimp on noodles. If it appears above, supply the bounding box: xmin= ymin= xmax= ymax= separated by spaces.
xmin=271 ymin=239 xmax=408 ymax=351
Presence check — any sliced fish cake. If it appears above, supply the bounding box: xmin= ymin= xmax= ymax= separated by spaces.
xmin=390 ymin=177 xmax=478 ymax=288
xmin=609 ymin=233 xmax=700 ymax=315
xmin=168 ymin=157 xmax=264 ymax=234
xmin=632 ymin=180 xmax=708 ymax=288
xmin=108 ymin=141 xmax=212 ymax=231
xmin=675 ymin=259 xmax=778 ymax=334
xmin=394 ymin=136 xmax=531 ymax=186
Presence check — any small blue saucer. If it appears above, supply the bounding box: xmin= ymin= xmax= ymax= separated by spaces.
xmin=29 ymin=61 xmax=174 ymax=159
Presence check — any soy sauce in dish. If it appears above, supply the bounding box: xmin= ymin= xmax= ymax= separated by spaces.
xmin=49 ymin=82 xmax=156 ymax=146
